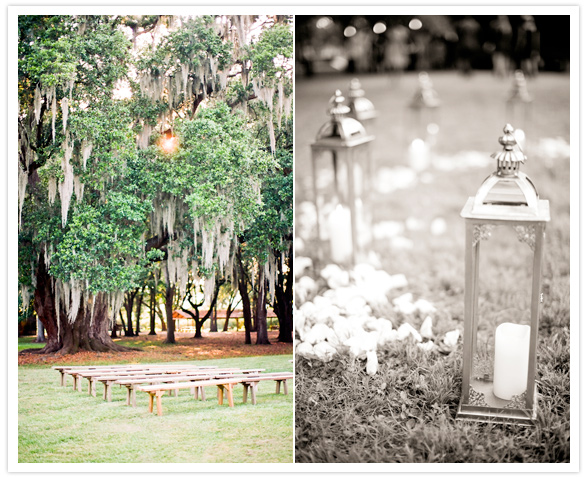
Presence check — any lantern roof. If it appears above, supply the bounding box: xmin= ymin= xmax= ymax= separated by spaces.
xmin=462 ymin=124 xmax=550 ymax=222
xmin=410 ymin=72 xmax=440 ymax=109
xmin=348 ymin=78 xmax=378 ymax=121
xmin=314 ymin=89 xmax=372 ymax=146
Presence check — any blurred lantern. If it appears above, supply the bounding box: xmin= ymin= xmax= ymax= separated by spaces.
xmin=347 ymin=78 xmax=378 ymax=128
xmin=159 ymin=129 xmax=178 ymax=154
xmin=406 ymin=72 xmax=440 ymax=171
xmin=457 ymin=124 xmax=549 ymax=425
xmin=506 ymin=70 xmax=533 ymax=150
xmin=311 ymin=89 xmax=374 ymax=265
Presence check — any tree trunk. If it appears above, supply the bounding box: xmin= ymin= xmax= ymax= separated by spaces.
xmin=255 ymin=267 xmax=270 ymax=345
xmin=275 ymin=246 xmax=293 ymax=343
xmin=156 ymin=305 xmax=167 ymax=331
xmin=21 ymin=254 xmax=137 ymax=355
xmin=210 ymin=303 xmax=218 ymax=332
xmin=124 ymin=290 xmax=136 ymax=337
xmin=135 ymin=286 xmax=145 ymax=335
xmin=222 ymin=292 xmax=239 ymax=332
xmin=149 ymin=286 xmax=157 ymax=335
xmin=34 ymin=316 xmax=46 ymax=343
xmin=237 ymin=250 xmax=252 ymax=345
xmin=188 ymin=277 xmax=223 ymax=338
xmin=164 ymin=283 xmax=176 ymax=344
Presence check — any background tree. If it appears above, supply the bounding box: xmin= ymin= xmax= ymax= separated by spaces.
xmin=18 ymin=15 xmax=293 ymax=353
xmin=18 ymin=15 xmax=149 ymax=354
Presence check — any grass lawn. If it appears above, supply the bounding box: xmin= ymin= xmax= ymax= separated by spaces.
xmin=294 ymin=71 xmax=571 ymax=463
xmin=18 ymin=352 xmax=293 ymax=463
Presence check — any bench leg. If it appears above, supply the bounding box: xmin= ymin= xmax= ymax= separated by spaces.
xmin=156 ymin=391 xmax=163 ymax=416
xmin=106 ymin=382 xmax=112 ymax=402
xmin=126 ymin=386 xmax=131 ymax=406
xmin=243 ymin=383 xmax=249 ymax=404
xmin=251 ymin=383 xmax=258 ymax=405
xmin=148 ymin=393 xmax=154 ymax=413
xmin=174 ymin=389 xmax=178 ymax=397
xmin=60 ymin=372 xmax=65 ymax=387
xmin=226 ymin=384 xmax=234 ymax=408
xmin=276 ymin=380 xmax=281 ymax=394
xmin=72 ymin=376 xmax=77 ymax=391
xmin=131 ymin=386 xmax=137 ymax=407
xmin=217 ymin=386 xmax=223 ymax=405
xmin=283 ymin=380 xmax=288 ymax=395
xmin=200 ymin=387 xmax=206 ymax=401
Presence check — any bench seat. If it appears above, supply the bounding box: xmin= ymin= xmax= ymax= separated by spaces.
xmin=137 ymin=372 xmax=293 ymax=415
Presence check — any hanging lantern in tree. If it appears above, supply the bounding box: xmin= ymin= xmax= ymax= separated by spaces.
xmin=506 ymin=70 xmax=533 ymax=150
xmin=457 ymin=124 xmax=550 ymax=425
xmin=406 ymin=71 xmax=440 ymax=171
xmin=310 ymin=89 xmax=374 ymax=265
xmin=347 ymin=78 xmax=378 ymax=127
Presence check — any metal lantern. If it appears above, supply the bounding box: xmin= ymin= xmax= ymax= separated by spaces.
xmin=311 ymin=89 xmax=375 ymax=265
xmin=457 ymin=124 xmax=550 ymax=425
xmin=506 ymin=70 xmax=533 ymax=149
xmin=406 ymin=71 xmax=441 ymax=171
xmin=347 ymin=78 xmax=378 ymax=126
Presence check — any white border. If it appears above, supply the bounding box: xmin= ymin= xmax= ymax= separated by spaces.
xmin=6 ymin=3 xmax=582 ymax=475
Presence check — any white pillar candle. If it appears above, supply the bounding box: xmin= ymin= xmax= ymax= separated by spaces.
xmin=409 ymin=138 xmax=430 ymax=172
xmin=328 ymin=204 xmax=352 ymax=263
xmin=493 ymin=322 xmax=531 ymax=400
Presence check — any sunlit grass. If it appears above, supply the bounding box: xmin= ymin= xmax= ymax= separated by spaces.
xmin=18 ymin=354 xmax=293 ymax=463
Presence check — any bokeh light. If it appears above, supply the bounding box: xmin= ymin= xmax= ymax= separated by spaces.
xmin=373 ymin=22 xmax=387 ymax=34
xmin=408 ymin=18 xmax=423 ymax=31
xmin=316 ymin=17 xmax=333 ymax=29
xmin=344 ymin=26 xmax=357 ymax=38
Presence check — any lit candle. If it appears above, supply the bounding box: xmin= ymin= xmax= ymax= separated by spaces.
xmin=409 ymin=138 xmax=430 ymax=172
xmin=493 ymin=322 xmax=530 ymax=400
xmin=328 ymin=204 xmax=352 ymax=263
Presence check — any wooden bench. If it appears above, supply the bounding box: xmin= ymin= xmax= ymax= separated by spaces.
xmin=137 ymin=372 xmax=294 ymax=416
xmin=65 ymin=366 xmax=217 ymax=392
xmin=54 ymin=364 xmax=216 ymax=388
xmin=139 ymin=378 xmax=245 ymax=416
xmin=92 ymin=368 xmax=266 ymax=402
xmin=239 ymin=372 xmax=293 ymax=405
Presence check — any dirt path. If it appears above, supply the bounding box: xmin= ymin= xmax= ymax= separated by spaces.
xmin=18 ymin=330 xmax=293 ymax=365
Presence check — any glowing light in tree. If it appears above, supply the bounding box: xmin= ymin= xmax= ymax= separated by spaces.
xmin=159 ymin=134 xmax=178 ymax=154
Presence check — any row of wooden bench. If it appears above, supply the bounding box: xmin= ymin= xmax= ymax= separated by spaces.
xmin=53 ymin=364 xmax=293 ymax=416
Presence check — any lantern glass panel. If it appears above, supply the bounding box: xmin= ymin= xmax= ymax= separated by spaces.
xmin=467 ymin=225 xmax=535 ymax=410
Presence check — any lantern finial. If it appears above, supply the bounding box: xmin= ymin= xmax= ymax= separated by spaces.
xmin=348 ymin=78 xmax=364 ymax=98
xmin=410 ymin=71 xmax=440 ymax=109
xmin=328 ymin=89 xmax=351 ymax=117
xmin=315 ymin=90 xmax=368 ymax=142
xmin=508 ymin=70 xmax=533 ymax=103
xmin=491 ymin=123 xmax=526 ymax=177
xmin=347 ymin=78 xmax=377 ymax=121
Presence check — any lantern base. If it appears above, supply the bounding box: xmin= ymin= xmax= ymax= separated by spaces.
xmin=456 ymin=382 xmax=538 ymax=426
